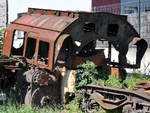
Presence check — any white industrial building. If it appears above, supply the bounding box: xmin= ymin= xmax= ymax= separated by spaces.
xmin=0 ymin=0 xmax=7 ymax=27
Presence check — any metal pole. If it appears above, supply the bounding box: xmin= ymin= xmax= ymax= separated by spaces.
xmin=6 ymin=0 xmax=8 ymax=26
xmin=138 ymin=0 xmax=141 ymax=35
xmin=108 ymin=42 xmax=111 ymax=61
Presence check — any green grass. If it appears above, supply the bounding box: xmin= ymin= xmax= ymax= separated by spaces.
xmin=0 ymin=90 xmax=106 ymax=113
xmin=0 ymin=104 xmax=58 ymax=113
xmin=0 ymin=85 xmax=106 ymax=113
xmin=0 ymin=28 xmax=4 ymax=50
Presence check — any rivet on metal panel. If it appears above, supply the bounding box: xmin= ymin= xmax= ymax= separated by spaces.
xmin=61 ymin=12 xmax=68 ymax=17
xmin=44 ymin=10 xmax=48 ymax=15
xmin=74 ymin=13 xmax=79 ymax=18
xmin=68 ymin=12 xmax=74 ymax=18
xmin=35 ymin=9 xmax=44 ymax=15
xmin=40 ymin=10 xmax=46 ymax=15
xmin=28 ymin=9 xmax=34 ymax=14
xmin=55 ymin=11 xmax=60 ymax=16
xmin=47 ymin=10 xmax=55 ymax=15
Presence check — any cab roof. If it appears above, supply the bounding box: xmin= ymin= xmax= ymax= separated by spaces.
xmin=13 ymin=11 xmax=78 ymax=32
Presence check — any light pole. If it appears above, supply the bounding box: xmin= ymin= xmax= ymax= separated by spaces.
xmin=138 ymin=0 xmax=141 ymax=35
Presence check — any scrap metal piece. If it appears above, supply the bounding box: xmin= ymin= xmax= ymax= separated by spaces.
xmin=90 ymin=91 xmax=128 ymax=110
xmin=81 ymin=85 xmax=150 ymax=112
xmin=135 ymin=80 xmax=150 ymax=90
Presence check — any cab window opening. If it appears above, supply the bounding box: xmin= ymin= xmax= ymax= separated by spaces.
xmin=11 ymin=30 xmax=26 ymax=55
xmin=25 ymin=37 xmax=36 ymax=59
xmin=38 ymin=41 xmax=49 ymax=64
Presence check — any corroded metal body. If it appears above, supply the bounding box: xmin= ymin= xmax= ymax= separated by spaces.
xmin=0 ymin=8 xmax=148 ymax=109
xmin=2 ymin=8 xmax=147 ymax=69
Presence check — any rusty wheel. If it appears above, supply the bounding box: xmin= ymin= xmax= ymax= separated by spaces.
xmin=31 ymin=88 xmax=52 ymax=107
xmin=16 ymin=69 xmax=29 ymax=103
xmin=29 ymin=68 xmax=60 ymax=107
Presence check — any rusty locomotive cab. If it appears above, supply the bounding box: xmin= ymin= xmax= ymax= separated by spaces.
xmin=0 ymin=8 xmax=148 ymax=110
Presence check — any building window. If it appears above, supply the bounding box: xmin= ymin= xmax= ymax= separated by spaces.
xmin=11 ymin=30 xmax=26 ymax=55
xmin=25 ymin=38 xmax=36 ymax=59
xmin=38 ymin=41 xmax=49 ymax=64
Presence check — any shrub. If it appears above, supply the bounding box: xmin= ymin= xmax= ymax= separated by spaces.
xmin=0 ymin=28 xmax=4 ymax=50
xmin=75 ymin=60 xmax=123 ymax=88
xmin=123 ymin=72 xmax=150 ymax=90
xmin=75 ymin=61 xmax=100 ymax=88
xmin=104 ymin=74 xmax=122 ymax=88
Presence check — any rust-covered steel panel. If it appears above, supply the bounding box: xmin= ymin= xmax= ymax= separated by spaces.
xmin=13 ymin=14 xmax=77 ymax=32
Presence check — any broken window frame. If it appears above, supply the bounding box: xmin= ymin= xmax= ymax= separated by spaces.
xmin=37 ymin=40 xmax=50 ymax=65
xmin=25 ymin=37 xmax=37 ymax=59
xmin=11 ymin=29 xmax=26 ymax=56
xmin=83 ymin=22 xmax=95 ymax=32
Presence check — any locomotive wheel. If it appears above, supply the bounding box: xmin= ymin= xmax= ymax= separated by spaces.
xmin=30 ymin=68 xmax=59 ymax=107
xmin=31 ymin=87 xmax=53 ymax=107
xmin=16 ymin=68 xmax=60 ymax=107
xmin=16 ymin=69 xmax=29 ymax=103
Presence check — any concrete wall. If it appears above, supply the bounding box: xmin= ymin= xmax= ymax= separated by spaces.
xmin=103 ymin=48 xmax=150 ymax=75
xmin=127 ymin=12 xmax=150 ymax=47
xmin=0 ymin=0 xmax=6 ymax=27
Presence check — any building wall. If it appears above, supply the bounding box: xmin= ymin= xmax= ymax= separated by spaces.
xmin=127 ymin=12 xmax=150 ymax=47
xmin=121 ymin=0 xmax=150 ymax=14
xmin=92 ymin=0 xmax=120 ymax=6
xmin=92 ymin=0 xmax=150 ymax=14
xmin=0 ymin=0 xmax=6 ymax=27
xmin=92 ymin=0 xmax=121 ymax=14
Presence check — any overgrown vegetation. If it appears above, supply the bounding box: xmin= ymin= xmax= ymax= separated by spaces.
xmin=76 ymin=61 xmax=101 ymax=88
xmin=0 ymin=28 xmax=4 ymax=50
xmin=75 ymin=61 xmax=109 ymax=88
xmin=75 ymin=61 xmax=123 ymax=89
xmin=76 ymin=60 xmax=150 ymax=90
